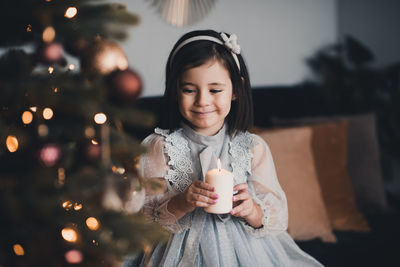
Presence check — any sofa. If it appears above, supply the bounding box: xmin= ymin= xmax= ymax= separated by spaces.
xmin=132 ymin=85 xmax=400 ymax=267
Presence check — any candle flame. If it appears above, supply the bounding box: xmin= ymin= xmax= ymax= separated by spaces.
xmin=217 ymin=158 xmax=221 ymax=172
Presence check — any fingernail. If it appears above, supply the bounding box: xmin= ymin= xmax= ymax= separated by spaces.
xmin=231 ymin=210 xmax=235 ymax=215
xmin=215 ymin=194 xmax=219 ymax=199
xmin=213 ymin=199 xmax=217 ymax=204
xmin=212 ymin=187 xmax=215 ymax=192
xmin=233 ymin=196 xmax=237 ymax=201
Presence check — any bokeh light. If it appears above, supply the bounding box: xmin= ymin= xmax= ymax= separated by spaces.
xmin=43 ymin=107 xmax=54 ymax=120
xmin=38 ymin=124 xmax=49 ymax=137
xmin=74 ymin=203 xmax=82 ymax=211
xmin=94 ymin=113 xmax=107 ymax=124
xmin=57 ymin=168 xmax=66 ymax=186
xmin=86 ymin=217 xmax=100 ymax=231
xmin=84 ymin=127 xmax=95 ymax=138
xmin=13 ymin=244 xmax=25 ymax=256
xmin=62 ymin=200 xmax=73 ymax=211
xmin=6 ymin=135 xmax=19 ymax=152
xmin=22 ymin=111 xmax=33 ymax=124
xmin=65 ymin=7 xmax=78 ymax=18
xmin=61 ymin=228 xmax=78 ymax=243
xmin=91 ymin=139 xmax=98 ymax=145
xmin=42 ymin=26 xmax=56 ymax=43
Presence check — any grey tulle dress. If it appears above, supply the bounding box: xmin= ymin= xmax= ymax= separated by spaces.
xmin=124 ymin=123 xmax=323 ymax=267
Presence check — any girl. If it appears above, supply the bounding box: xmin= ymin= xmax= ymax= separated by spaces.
xmin=129 ymin=30 xmax=323 ymax=267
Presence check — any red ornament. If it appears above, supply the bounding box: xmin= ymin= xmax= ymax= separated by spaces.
xmin=106 ymin=68 xmax=142 ymax=103
xmin=85 ymin=143 xmax=101 ymax=162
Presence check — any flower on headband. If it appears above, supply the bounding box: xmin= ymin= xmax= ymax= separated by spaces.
xmin=220 ymin=33 xmax=241 ymax=54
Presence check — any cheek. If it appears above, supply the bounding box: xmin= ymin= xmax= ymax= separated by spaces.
xmin=221 ymin=98 xmax=233 ymax=115
xmin=178 ymin=96 xmax=190 ymax=114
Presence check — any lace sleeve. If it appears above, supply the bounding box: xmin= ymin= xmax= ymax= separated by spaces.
xmin=140 ymin=133 xmax=189 ymax=234
xmin=241 ymin=134 xmax=288 ymax=237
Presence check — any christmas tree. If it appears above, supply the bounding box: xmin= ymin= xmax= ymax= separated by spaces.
xmin=0 ymin=0 xmax=166 ymax=266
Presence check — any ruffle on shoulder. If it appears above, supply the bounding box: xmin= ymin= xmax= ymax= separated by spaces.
xmin=229 ymin=131 xmax=254 ymax=185
xmin=155 ymin=128 xmax=193 ymax=193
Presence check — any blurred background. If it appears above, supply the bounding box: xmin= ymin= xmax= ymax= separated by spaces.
xmin=1 ymin=0 xmax=399 ymax=266
xmin=117 ymin=0 xmax=400 ymax=97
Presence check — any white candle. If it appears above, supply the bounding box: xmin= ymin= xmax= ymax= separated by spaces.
xmin=204 ymin=158 xmax=234 ymax=214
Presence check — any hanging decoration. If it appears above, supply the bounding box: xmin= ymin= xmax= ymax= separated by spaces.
xmin=147 ymin=0 xmax=217 ymax=27
xmin=80 ymin=39 xmax=129 ymax=78
xmin=106 ymin=68 xmax=143 ymax=104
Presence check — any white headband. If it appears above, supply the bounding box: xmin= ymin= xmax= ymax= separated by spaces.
xmin=170 ymin=32 xmax=241 ymax=71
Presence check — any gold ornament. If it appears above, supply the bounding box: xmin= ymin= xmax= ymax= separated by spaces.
xmin=81 ymin=39 xmax=129 ymax=78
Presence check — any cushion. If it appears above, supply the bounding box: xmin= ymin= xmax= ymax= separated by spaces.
xmin=255 ymin=127 xmax=337 ymax=242
xmin=346 ymin=114 xmax=388 ymax=213
xmin=310 ymin=121 xmax=370 ymax=231
xmin=271 ymin=113 xmax=388 ymax=213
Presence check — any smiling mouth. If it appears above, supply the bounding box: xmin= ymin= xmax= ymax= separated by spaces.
xmin=191 ymin=110 xmax=215 ymax=116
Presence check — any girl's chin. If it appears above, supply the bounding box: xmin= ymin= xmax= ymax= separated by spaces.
xmin=190 ymin=122 xmax=224 ymax=134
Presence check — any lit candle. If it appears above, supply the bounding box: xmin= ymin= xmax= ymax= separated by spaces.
xmin=204 ymin=158 xmax=234 ymax=214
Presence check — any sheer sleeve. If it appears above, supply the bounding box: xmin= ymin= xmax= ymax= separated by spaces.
xmin=242 ymin=134 xmax=289 ymax=237
xmin=140 ymin=134 xmax=185 ymax=234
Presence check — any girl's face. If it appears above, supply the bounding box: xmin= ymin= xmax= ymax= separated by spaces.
xmin=178 ymin=60 xmax=235 ymax=136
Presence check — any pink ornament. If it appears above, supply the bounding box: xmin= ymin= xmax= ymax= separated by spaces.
xmin=40 ymin=144 xmax=60 ymax=167
xmin=42 ymin=42 xmax=64 ymax=63
xmin=64 ymin=249 xmax=83 ymax=264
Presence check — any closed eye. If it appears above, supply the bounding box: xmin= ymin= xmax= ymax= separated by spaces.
xmin=182 ymin=88 xmax=195 ymax=94
xmin=210 ymin=89 xmax=222 ymax=93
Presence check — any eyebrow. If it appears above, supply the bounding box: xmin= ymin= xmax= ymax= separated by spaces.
xmin=180 ymin=82 xmax=227 ymax=87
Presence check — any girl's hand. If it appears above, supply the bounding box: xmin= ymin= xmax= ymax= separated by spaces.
xmin=181 ymin=180 xmax=219 ymax=213
xmin=231 ymin=183 xmax=263 ymax=228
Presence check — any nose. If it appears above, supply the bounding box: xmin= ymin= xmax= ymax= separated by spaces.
xmin=195 ymin=90 xmax=210 ymax=106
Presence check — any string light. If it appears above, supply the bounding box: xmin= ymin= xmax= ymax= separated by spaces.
xmin=13 ymin=244 xmax=25 ymax=256
xmin=22 ymin=111 xmax=33 ymax=124
xmin=57 ymin=168 xmax=66 ymax=186
xmin=26 ymin=24 xmax=32 ymax=32
xmin=62 ymin=200 xmax=73 ymax=211
xmin=42 ymin=26 xmax=56 ymax=43
xmin=48 ymin=66 xmax=54 ymax=74
xmin=94 ymin=113 xmax=107 ymax=124
xmin=86 ymin=217 xmax=100 ymax=231
xmin=65 ymin=7 xmax=78 ymax=19
xmin=68 ymin=64 xmax=75 ymax=71
xmin=43 ymin=108 xmax=54 ymax=120
xmin=112 ymin=166 xmax=125 ymax=174
xmin=38 ymin=124 xmax=49 ymax=137
xmin=61 ymin=228 xmax=78 ymax=243
xmin=53 ymin=87 xmax=58 ymax=93
xmin=91 ymin=139 xmax=98 ymax=145
xmin=6 ymin=135 xmax=19 ymax=152
xmin=73 ymin=203 xmax=82 ymax=211
xmin=30 ymin=106 xmax=37 ymax=112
